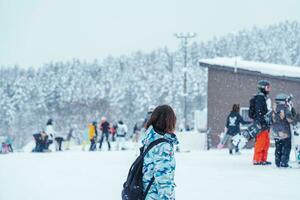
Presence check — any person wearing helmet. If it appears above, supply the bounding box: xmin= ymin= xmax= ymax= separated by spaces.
xmin=272 ymin=93 xmax=294 ymax=167
xmin=252 ymin=80 xmax=272 ymax=165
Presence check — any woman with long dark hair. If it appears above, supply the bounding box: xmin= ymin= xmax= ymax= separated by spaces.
xmin=142 ymin=105 xmax=178 ymax=200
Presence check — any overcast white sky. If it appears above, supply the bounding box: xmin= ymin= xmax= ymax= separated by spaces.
xmin=0 ymin=0 xmax=300 ymax=68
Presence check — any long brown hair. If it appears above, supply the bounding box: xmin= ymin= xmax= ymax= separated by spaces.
xmin=145 ymin=105 xmax=176 ymax=133
xmin=232 ymin=104 xmax=240 ymax=113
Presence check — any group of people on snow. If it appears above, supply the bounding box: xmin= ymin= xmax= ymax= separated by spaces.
xmin=31 ymin=116 xmax=147 ymax=153
xmin=220 ymin=79 xmax=300 ymax=168
xmin=86 ymin=117 xmax=131 ymax=151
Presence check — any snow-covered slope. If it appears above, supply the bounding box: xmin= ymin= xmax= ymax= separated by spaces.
xmin=0 ymin=149 xmax=299 ymax=200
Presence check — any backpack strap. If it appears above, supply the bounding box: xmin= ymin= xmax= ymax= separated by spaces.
xmin=144 ymin=176 xmax=155 ymax=198
xmin=142 ymin=138 xmax=170 ymax=198
xmin=142 ymin=138 xmax=169 ymax=157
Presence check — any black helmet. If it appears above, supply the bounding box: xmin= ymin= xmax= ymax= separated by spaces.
xmin=257 ymin=80 xmax=271 ymax=95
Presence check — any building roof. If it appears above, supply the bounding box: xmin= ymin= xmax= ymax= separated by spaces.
xmin=199 ymin=57 xmax=300 ymax=79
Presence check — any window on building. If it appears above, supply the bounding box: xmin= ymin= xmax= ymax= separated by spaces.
xmin=240 ymin=107 xmax=250 ymax=130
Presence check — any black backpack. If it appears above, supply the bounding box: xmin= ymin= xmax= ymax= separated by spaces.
xmin=248 ymin=96 xmax=256 ymax=119
xmin=122 ymin=138 xmax=169 ymax=200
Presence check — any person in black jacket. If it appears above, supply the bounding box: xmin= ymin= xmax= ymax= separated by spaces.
xmin=252 ymin=80 xmax=272 ymax=165
xmin=224 ymin=104 xmax=251 ymax=154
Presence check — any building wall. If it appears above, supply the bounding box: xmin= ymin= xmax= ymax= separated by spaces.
xmin=207 ymin=67 xmax=300 ymax=147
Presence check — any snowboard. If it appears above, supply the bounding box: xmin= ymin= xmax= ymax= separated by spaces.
xmin=232 ymin=110 xmax=272 ymax=149
xmin=232 ymin=122 xmax=261 ymax=149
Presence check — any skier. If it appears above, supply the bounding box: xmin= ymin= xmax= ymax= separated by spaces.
xmin=99 ymin=117 xmax=111 ymax=151
xmin=271 ymin=93 xmax=293 ymax=168
xmin=219 ymin=104 xmax=251 ymax=154
xmin=116 ymin=120 xmax=128 ymax=150
xmin=88 ymin=122 xmax=97 ymax=151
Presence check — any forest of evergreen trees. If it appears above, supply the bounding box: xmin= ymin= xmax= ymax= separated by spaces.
xmin=1 ymin=20 xmax=300 ymax=147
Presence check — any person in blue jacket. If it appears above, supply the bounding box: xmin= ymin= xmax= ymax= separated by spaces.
xmin=142 ymin=105 xmax=178 ymax=200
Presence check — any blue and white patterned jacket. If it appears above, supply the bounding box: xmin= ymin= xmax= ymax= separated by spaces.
xmin=142 ymin=126 xmax=178 ymax=200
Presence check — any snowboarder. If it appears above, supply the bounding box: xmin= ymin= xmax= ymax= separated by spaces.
xmin=218 ymin=104 xmax=251 ymax=154
xmin=232 ymin=80 xmax=272 ymax=165
xmin=271 ymin=93 xmax=293 ymax=167
xmin=99 ymin=117 xmax=111 ymax=151
xmin=251 ymin=80 xmax=273 ymax=165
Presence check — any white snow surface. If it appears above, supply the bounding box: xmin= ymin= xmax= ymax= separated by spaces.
xmin=199 ymin=57 xmax=300 ymax=78
xmin=1 ymin=148 xmax=300 ymax=200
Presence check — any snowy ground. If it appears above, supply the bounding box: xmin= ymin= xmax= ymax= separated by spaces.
xmin=0 ymin=147 xmax=300 ymax=200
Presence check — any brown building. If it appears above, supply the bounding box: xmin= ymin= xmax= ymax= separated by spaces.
xmin=199 ymin=57 xmax=300 ymax=147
